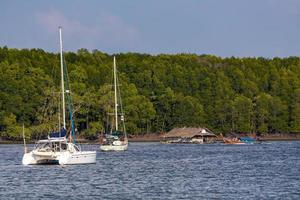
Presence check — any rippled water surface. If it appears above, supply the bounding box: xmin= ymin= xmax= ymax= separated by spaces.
xmin=0 ymin=142 xmax=300 ymax=199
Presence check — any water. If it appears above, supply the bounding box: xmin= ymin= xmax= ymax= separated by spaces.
xmin=0 ymin=142 xmax=300 ymax=199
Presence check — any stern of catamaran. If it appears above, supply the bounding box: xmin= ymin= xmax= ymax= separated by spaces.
xmin=22 ymin=137 xmax=68 ymax=165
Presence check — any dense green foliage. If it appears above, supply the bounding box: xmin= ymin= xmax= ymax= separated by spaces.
xmin=0 ymin=46 xmax=300 ymax=140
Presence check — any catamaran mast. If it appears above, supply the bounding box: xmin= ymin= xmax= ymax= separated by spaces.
xmin=114 ymin=56 xmax=118 ymax=131
xmin=22 ymin=123 xmax=27 ymax=153
xmin=59 ymin=26 xmax=66 ymax=129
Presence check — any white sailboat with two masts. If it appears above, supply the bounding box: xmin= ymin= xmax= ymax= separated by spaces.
xmin=22 ymin=27 xmax=96 ymax=165
xmin=100 ymin=57 xmax=128 ymax=151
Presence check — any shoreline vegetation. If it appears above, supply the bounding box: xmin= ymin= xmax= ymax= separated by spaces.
xmin=1 ymin=133 xmax=300 ymax=144
xmin=1 ymin=47 xmax=300 ymax=140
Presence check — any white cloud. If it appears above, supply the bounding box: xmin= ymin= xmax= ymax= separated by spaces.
xmin=36 ymin=8 xmax=140 ymax=51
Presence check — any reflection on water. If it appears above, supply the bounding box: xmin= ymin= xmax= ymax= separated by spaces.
xmin=0 ymin=142 xmax=300 ymax=199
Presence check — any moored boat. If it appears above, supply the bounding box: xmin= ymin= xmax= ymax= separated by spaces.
xmin=100 ymin=57 xmax=128 ymax=151
xmin=221 ymin=134 xmax=258 ymax=144
xmin=22 ymin=27 xmax=96 ymax=165
xmin=222 ymin=137 xmax=246 ymax=145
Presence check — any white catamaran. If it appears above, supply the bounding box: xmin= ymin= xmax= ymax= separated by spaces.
xmin=22 ymin=27 xmax=96 ymax=165
xmin=100 ymin=57 xmax=128 ymax=151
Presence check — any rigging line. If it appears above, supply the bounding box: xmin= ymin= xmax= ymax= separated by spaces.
xmin=105 ymin=110 xmax=110 ymax=135
xmin=116 ymin=67 xmax=127 ymax=136
xmin=62 ymin=57 xmax=76 ymax=144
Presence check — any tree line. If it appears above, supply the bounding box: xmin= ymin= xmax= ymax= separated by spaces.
xmin=0 ymin=46 xmax=300 ymax=140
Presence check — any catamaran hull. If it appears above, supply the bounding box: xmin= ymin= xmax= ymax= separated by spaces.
xmin=22 ymin=152 xmax=38 ymax=165
xmin=58 ymin=151 xmax=97 ymax=165
xmin=22 ymin=151 xmax=96 ymax=165
xmin=22 ymin=152 xmax=58 ymax=165
xmin=100 ymin=144 xmax=128 ymax=151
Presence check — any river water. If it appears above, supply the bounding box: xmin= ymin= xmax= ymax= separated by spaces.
xmin=0 ymin=142 xmax=299 ymax=199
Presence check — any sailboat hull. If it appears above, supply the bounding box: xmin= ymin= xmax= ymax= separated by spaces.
xmin=100 ymin=143 xmax=128 ymax=151
xmin=22 ymin=152 xmax=58 ymax=165
xmin=22 ymin=152 xmax=38 ymax=165
xmin=58 ymin=151 xmax=97 ymax=165
xmin=22 ymin=151 xmax=97 ymax=165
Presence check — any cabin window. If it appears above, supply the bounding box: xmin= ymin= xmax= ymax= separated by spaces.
xmin=61 ymin=143 xmax=67 ymax=150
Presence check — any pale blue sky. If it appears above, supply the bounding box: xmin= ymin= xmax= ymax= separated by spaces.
xmin=0 ymin=0 xmax=299 ymax=57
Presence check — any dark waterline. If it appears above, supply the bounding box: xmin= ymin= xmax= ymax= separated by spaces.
xmin=0 ymin=142 xmax=300 ymax=199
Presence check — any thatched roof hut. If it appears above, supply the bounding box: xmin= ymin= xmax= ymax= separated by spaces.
xmin=163 ymin=127 xmax=216 ymax=139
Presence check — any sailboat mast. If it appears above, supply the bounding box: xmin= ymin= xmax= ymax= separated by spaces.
xmin=114 ymin=56 xmax=118 ymax=131
xmin=59 ymin=26 xmax=66 ymax=129
xmin=22 ymin=123 xmax=27 ymax=153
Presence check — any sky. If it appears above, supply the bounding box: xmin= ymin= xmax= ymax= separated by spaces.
xmin=0 ymin=0 xmax=299 ymax=57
